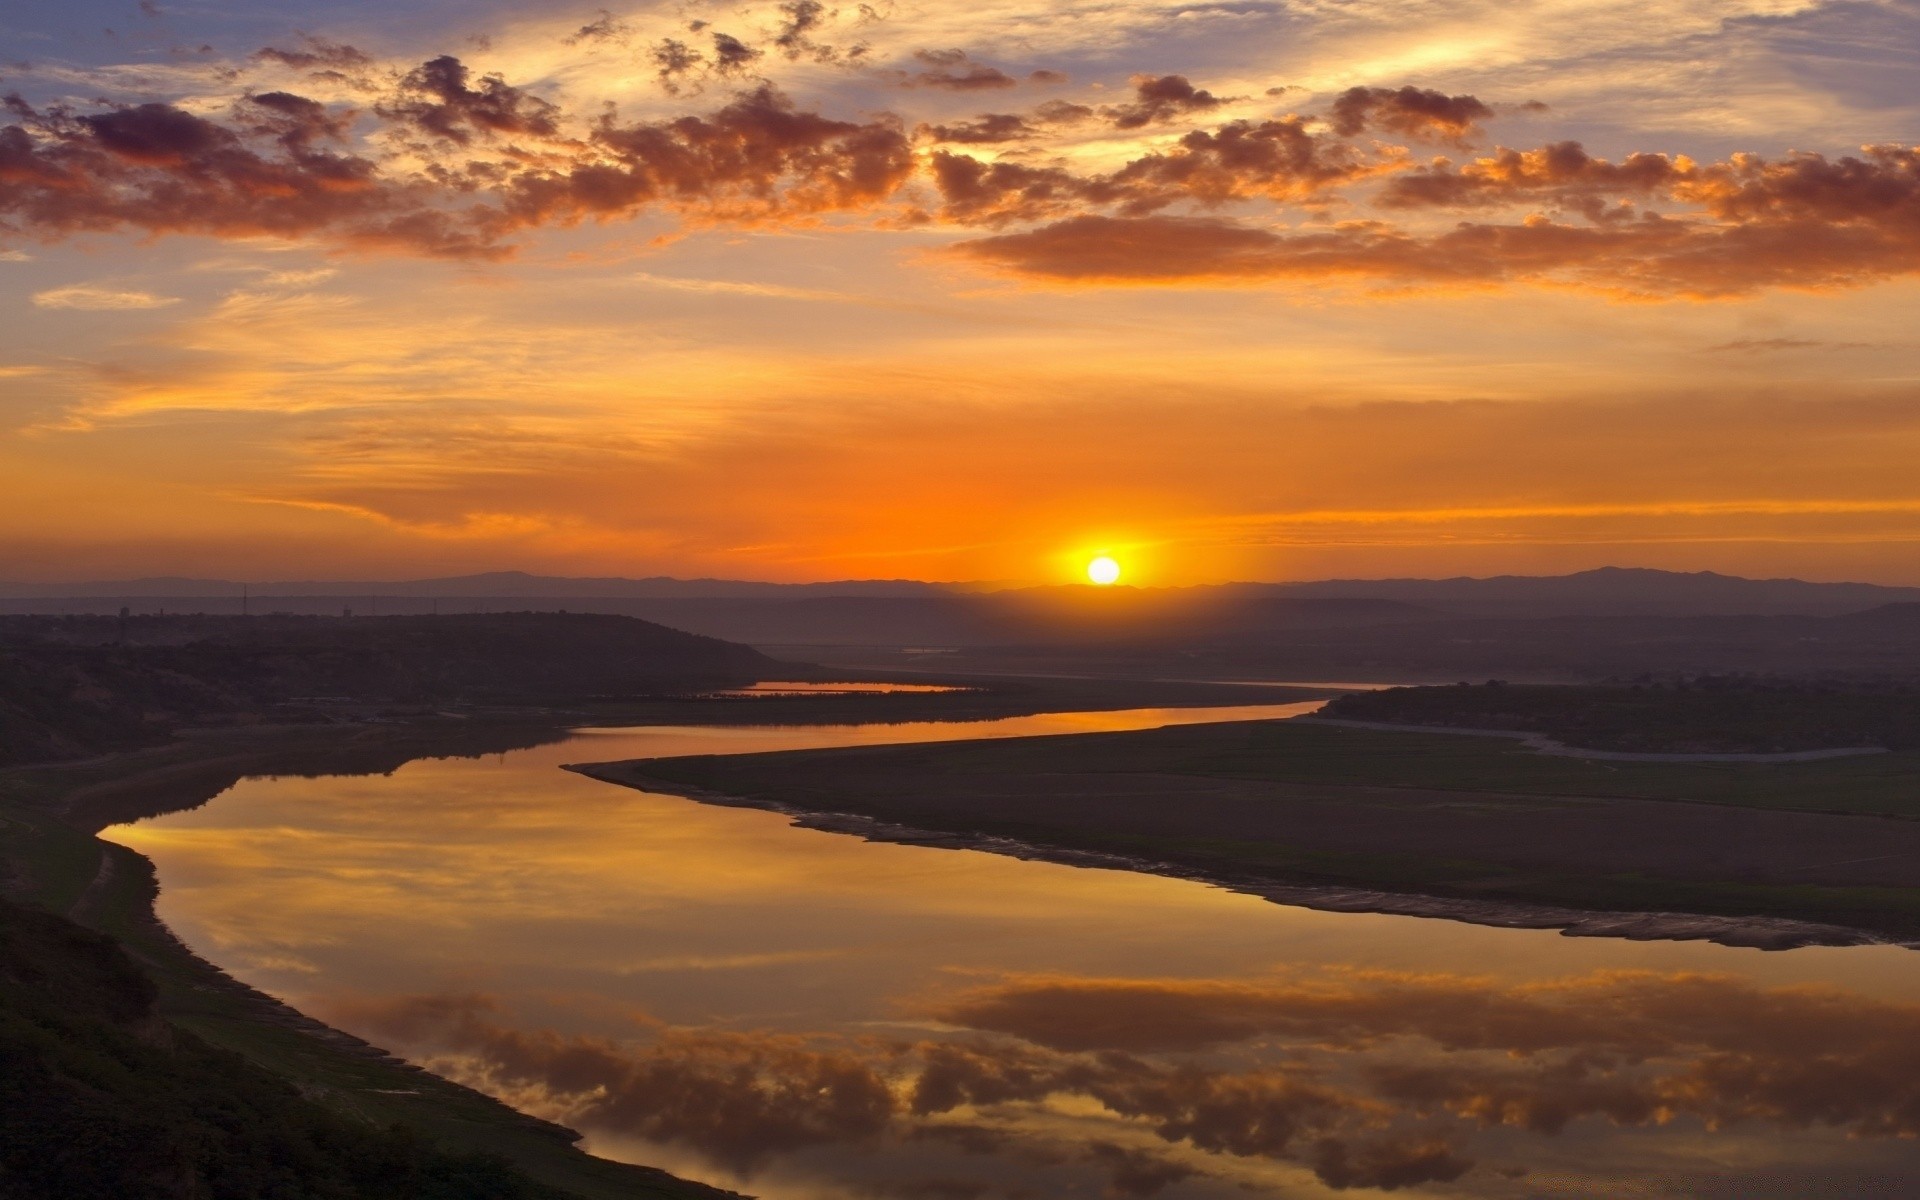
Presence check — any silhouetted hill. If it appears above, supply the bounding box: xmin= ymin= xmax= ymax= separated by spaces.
xmin=1271 ymin=567 xmax=1920 ymax=617
xmin=7 ymin=569 xmax=1920 ymax=652
xmin=947 ymin=607 xmax=1920 ymax=683
xmin=0 ymin=572 xmax=954 ymax=600
xmin=0 ymin=613 xmax=773 ymax=766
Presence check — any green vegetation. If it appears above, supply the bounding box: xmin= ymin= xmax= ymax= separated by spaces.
xmin=1323 ymin=679 xmax=1920 ymax=754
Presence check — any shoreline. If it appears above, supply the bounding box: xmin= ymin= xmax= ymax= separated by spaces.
xmin=1292 ymin=716 xmax=1890 ymax=763
xmin=575 ymin=763 xmax=1909 ymax=953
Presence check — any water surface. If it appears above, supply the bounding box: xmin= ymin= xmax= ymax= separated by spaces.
xmin=108 ymin=703 xmax=1920 ymax=1199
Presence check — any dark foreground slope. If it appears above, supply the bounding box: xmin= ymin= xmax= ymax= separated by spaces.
xmin=0 ymin=895 xmax=569 ymax=1200
xmin=0 ymin=613 xmax=774 ymax=766
xmin=602 ymin=716 xmax=1920 ymax=947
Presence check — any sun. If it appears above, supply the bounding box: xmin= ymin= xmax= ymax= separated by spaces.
xmin=1086 ymin=555 xmax=1121 ymax=586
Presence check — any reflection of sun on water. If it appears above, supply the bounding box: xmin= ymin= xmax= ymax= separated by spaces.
xmin=1086 ymin=555 xmax=1121 ymax=585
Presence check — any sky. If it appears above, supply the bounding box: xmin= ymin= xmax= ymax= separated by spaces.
xmin=3 ymin=0 xmax=1920 ymax=586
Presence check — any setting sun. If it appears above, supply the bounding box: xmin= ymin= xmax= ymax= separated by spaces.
xmin=1087 ymin=556 xmax=1122 ymax=586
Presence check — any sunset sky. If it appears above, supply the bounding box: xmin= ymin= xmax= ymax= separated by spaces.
xmin=4 ymin=0 xmax=1919 ymax=585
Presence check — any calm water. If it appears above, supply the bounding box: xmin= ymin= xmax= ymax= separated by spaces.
xmin=107 ymin=703 xmax=1920 ymax=1199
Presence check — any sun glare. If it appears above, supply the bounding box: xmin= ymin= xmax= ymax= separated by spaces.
xmin=1086 ymin=555 xmax=1121 ymax=586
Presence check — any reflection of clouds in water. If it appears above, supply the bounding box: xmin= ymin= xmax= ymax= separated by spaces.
xmin=328 ymin=990 xmax=1471 ymax=1193
xmin=326 ymin=967 xmax=1920 ymax=1195
xmin=936 ymin=968 xmax=1920 ymax=1141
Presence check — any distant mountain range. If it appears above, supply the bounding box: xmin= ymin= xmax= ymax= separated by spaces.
xmin=0 ymin=571 xmax=954 ymax=600
xmin=3 ymin=566 xmax=1916 ymax=621
xmin=13 ymin=568 xmax=1920 ymax=681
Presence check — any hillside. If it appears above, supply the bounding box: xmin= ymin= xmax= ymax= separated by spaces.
xmin=0 ymin=894 xmax=569 ymax=1199
xmin=0 ymin=613 xmax=774 ymax=767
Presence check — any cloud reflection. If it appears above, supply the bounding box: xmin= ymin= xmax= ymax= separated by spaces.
xmin=326 ymin=966 xmax=1920 ymax=1195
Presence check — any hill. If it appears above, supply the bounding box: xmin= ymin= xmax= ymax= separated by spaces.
xmin=0 ymin=613 xmax=774 ymax=767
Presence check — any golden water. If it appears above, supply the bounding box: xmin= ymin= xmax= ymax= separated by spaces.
xmin=108 ymin=703 xmax=1920 ymax=1199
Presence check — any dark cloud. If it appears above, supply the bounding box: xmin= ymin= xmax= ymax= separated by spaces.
xmin=1107 ymin=74 xmax=1232 ymax=129
xmin=0 ymin=69 xmax=911 ymax=258
xmin=375 ymin=55 xmax=561 ymax=145
xmin=1086 ymin=1142 xmax=1196 ymax=1196
xmin=503 ymin=84 xmax=914 ymax=228
xmin=565 ymin=10 xmax=634 ymax=47
xmin=926 ymin=116 xmax=1366 ymax=225
xmin=0 ymin=93 xmax=496 ymax=257
xmin=1106 ymin=116 xmax=1372 ymax=205
xmin=921 ymin=113 xmax=1035 ymax=144
xmin=775 ymin=0 xmax=829 ymax=57
xmin=8 ymin=47 xmax=1918 ymax=300
xmin=1379 ymin=140 xmax=1690 ymax=210
xmin=650 ymin=38 xmax=705 ymax=93
xmin=1029 ymin=69 xmax=1070 ymax=85
xmin=253 ymin=35 xmax=375 ymax=78
xmin=710 ymin=32 xmax=763 ymax=76
xmin=921 ymin=99 xmax=1095 ymax=142
xmin=1328 ymin=85 xmax=1493 ymax=145
xmin=949 ymin=194 xmax=1920 ymax=296
xmin=912 ymin=49 xmax=1018 ymax=91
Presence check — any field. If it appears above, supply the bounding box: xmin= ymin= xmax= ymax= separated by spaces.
xmin=615 ymin=718 xmax=1920 ymax=943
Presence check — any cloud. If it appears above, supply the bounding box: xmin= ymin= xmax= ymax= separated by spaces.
xmin=5 ymin=46 xmax=1919 ymax=300
xmin=0 ymin=250 xmax=33 ymax=261
xmin=375 ymin=56 xmax=561 ymax=146
xmin=774 ymin=0 xmax=831 ymax=59
xmin=1328 ymin=86 xmax=1493 ymax=145
xmin=565 ymin=11 xmax=635 ymax=47
xmin=628 ymin=272 xmax=848 ymax=301
xmin=927 ymin=118 xmax=1370 ymax=225
xmin=1705 ymin=337 xmax=1872 ymax=353
xmin=31 ymin=284 xmax=180 ymax=309
xmin=910 ymin=49 xmax=1019 ymax=91
xmin=501 ymin=84 xmax=914 ymax=230
xmin=946 ymin=201 xmax=1920 ymax=299
xmin=920 ymin=113 xmax=1036 ymax=144
xmin=252 ymin=35 xmax=376 ymax=87
xmin=1106 ymin=74 xmax=1233 ymax=130
xmin=0 ymin=93 xmax=499 ymax=258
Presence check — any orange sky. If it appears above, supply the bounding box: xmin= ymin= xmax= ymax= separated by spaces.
xmin=4 ymin=0 xmax=1920 ymax=585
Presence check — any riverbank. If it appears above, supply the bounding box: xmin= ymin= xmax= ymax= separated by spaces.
xmin=0 ymin=720 xmax=742 ymax=1200
xmin=594 ymin=716 xmax=1920 ymax=949
xmin=575 ymin=767 xmax=1889 ymax=951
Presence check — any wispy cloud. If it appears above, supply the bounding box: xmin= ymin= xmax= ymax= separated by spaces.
xmin=628 ymin=272 xmax=849 ymax=302
xmin=31 ymin=285 xmax=182 ymax=310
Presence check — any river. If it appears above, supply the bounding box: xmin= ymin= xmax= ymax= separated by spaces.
xmin=105 ymin=702 xmax=1920 ymax=1199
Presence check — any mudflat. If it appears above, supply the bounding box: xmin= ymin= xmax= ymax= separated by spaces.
xmin=597 ymin=718 xmax=1920 ymax=944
